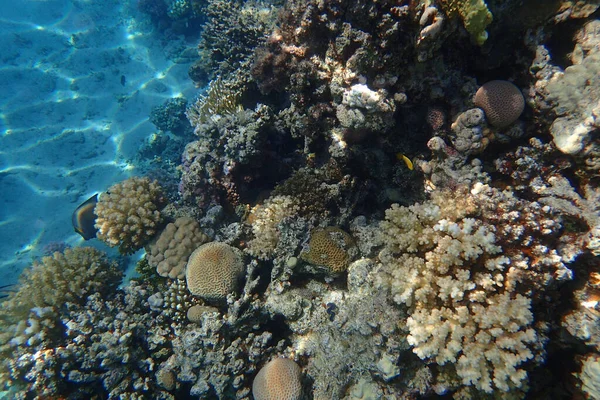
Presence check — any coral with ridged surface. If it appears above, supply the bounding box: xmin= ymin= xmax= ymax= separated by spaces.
xmin=185 ymin=241 xmax=245 ymax=303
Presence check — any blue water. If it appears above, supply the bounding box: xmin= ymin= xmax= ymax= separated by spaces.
xmin=0 ymin=0 xmax=195 ymax=283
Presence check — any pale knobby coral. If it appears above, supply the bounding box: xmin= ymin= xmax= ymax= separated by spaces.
xmin=378 ymin=184 xmax=569 ymax=394
xmin=147 ymin=217 xmax=210 ymax=279
xmin=449 ymin=108 xmax=492 ymax=155
xmin=95 ymin=177 xmax=166 ymax=254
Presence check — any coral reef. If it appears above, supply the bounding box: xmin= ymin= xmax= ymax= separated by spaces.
xmin=0 ymin=247 xmax=123 ymax=395
xmin=189 ymin=0 xmax=277 ymax=86
xmin=149 ymin=97 xmax=192 ymax=136
xmin=246 ymin=195 xmax=301 ymax=261
xmin=7 ymin=0 xmax=600 ymax=398
xmin=95 ymin=177 xmax=167 ymax=254
xmin=577 ymin=353 xmax=600 ymax=399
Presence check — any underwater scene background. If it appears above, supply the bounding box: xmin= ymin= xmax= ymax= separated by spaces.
xmin=0 ymin=0 xmax=599 ymax=398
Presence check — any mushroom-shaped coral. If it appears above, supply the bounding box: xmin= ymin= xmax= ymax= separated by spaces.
xmin=147 ymin=217 xmax=210 ymax=279
xmin=185 ymin=241 xmax=245 ymax=303
xmin=95 ymin=177 xmax=166 ymax=254
xmin=252 ymin=357 xmax=302 ymax=400
xmin=473 ymin=80 xmax=525 ymax=128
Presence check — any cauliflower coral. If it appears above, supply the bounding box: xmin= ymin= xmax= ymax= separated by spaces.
xmin=95 ymin=177 xmax=167 ymax=254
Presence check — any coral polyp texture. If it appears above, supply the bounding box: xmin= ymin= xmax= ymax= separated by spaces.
xmin=147 ymin=217 xmax=210 ymax=279
xmin=473 ymin=80 xmax=525 ymax=128
xmin=185 ymin=241 xmax=245 ymax=302
xmin=95 ymin=177 xmax=167 ymax=254
xmin=252 ymin=357 xmax=302 ymax=400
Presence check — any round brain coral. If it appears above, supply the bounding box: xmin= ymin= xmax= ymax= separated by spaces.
xmin=473 ymin=80 xmax=524 ymax=128
xmin=95 ymin=177 xmax=166 ymax=254
xmin=185 ymin=241 xmax=245 ymax=302
xmin=252 ymin=358 xmax=302 ymax=400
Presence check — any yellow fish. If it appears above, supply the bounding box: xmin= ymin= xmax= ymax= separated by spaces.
xmin=396 ymin=153 xmax=414 ymax=170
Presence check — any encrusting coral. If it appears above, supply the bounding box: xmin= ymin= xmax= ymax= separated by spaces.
xmin=438 ymin=0 xmax=493 ymax=45
xmin=95 ymin=177 xmax=167 ymax=254
xmin=300 ymin=227 xmax=358 ymax=274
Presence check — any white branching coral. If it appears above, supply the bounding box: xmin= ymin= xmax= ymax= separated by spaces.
xmin=378 ymin=184 xmax=569 ymax=394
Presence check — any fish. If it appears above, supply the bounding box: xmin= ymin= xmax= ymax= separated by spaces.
xmin=120 ymin=75 xmax=126 ymax=86
xmin=396 ymin=153 xmax=414 ymax=170
xmin=72 ymin=194 xmax=99 ymax=240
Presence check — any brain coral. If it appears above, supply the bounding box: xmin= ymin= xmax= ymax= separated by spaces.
xmin=300 ymin=227 xmax=357 ymax=273
xmin=185 ymin=241 xmax=245 ymax=302
xmin=252 ymin=358 xmax=302 ymax=400
xmin=473 ymin=80 xmax=525 ymax=128
xmin=95 ymin=177 xmax=166 ymax=254
xmin=147 ymin=217 xmax=210 ymax=279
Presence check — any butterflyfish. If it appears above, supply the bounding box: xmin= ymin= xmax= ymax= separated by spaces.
xmin=72 ymin=194 xmax=99 ymax=240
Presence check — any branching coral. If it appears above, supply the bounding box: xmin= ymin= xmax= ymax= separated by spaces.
xmin=378 ymin=184 xmax=570 ymax=394
xmin=95 ymin=177 xmax=167 ymax=254
xmin=0 ymin=247 xmax=122 ymax=395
